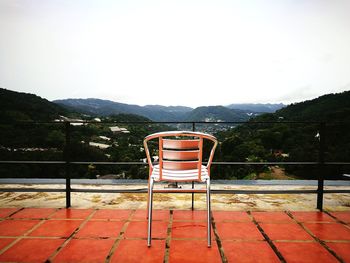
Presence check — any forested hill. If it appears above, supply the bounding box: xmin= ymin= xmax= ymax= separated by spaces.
xmin=275 ymin=91 xmax=350 ymax=121
xmin=0 ymin=88 xmax=68 ymax=121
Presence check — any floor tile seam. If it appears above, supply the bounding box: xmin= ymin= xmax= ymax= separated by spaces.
xmin=0 ymin=237 xmax=21 ymax=256
xmin=46 ymin=208 xmax=99 ymax=262
xmin=286 ymin=211 xmax=345 ymax=263
xmin=211 ymin=211 xmax=228 ymax=263
xmin=10 ymin=208 xmax=59 ymax=220
xmin=247 ymin=211 xmax=287 ymax=263
xmin=105 ymin=209 xmax=136 ymax=263
xmin=0 ymin=208 xmax=22 ymax=219
xmin=324 ymin=211 xmax=350 ymax=229
xmin=163 ymin=209 xmax=173 ymax=263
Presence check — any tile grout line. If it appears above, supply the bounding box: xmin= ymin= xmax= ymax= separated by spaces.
xmin=163 ymin=209 xmax=173 ymax=263
xmin=0 ymin=208 xmax=58 ymax=256
xmin=105 ymin=209 xmax=136 ymax=263
xmin=247 ymin=211 xmax=286 ymax=263
xmin=285 ymin=211 xmax=345 ymax=263
xmin=46 ymin=208 xmax=98 ymax=262
xmin=211 ymin=211 xmax=228 ymax=263
xmin=323 ymin=211 xmax=350 ymax=229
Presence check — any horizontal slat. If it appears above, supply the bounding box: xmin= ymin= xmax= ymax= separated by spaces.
xmin=163 ymin=150 xmax=199 ymax=161
xmin=162 ymin=139 xmax=200 ymax=150
xmin=162 ymin=161 xmax=199 ymax=170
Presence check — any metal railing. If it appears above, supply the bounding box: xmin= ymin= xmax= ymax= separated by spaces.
xmin=1 ymin=120 xmax=350 ymax=211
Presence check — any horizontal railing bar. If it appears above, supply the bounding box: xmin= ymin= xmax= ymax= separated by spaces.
xmin=323 ymin=189 xmax=350 ymax=193
xmin=211 ymin=189 xmax=318 ymax=194
xmin=2 ymin=120 xmax=350 ymax=124
xmin=1 ymin=161 xmax=349 ymax=165
xmin=0 ymin=188 xmax=65 ymax=192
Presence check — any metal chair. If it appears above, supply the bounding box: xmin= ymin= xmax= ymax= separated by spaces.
xmin=143 ymin=131 xmax=218 ymax=247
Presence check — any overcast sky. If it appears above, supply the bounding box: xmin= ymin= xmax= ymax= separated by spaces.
xmin=1 ymin=0 xmax=350 ymax=107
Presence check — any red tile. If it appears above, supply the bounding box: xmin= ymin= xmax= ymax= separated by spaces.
xmin=0 ymin=238 xmax=16 ymax=250
xmin=213 ymin=211 xmax=251 ymax=222
xmin=124 ymin=221 xmax=168 ymax=239
xmin=169 ymin=240 xmax=221 ymax=263
xmin=173 ymin=210 xmax=208 ymax=221
xmin=111 ymin=239 xmax=165 ymax=263
xmin=172 ymin=222 xmax=212 ymax=239
xmin=0 ymin=208 xmax=19 ymax=218
xmin=330 ymin=211 xmax=350 ymax=223
xmin=53 ymin=239 xmax=114 ymax=263
xmin=222 ymin=241 xmax=280 ymax=263
xmin=132 ymin=210 xmax=170 ymax=221
xmin=291 ymin=212 xmax=335 ymax=222
xmin=29 ymin=220 xmax=82 ymax=237
xmin=251 ymin=212 xmax=293 ymax=223
xmin=260 ymin=223 xmax=313 ymax=241
xmin=92 ymin=209 xmax=131 ymax=220
xmin=0 ymin=220 xmax=40 ymax=236
xmin=76 ymin=220 xmax=125 ymax=238
xmin=10 ymin=208 xmax=56 ymax=219
xmin=304 ymin=223 xmax=350 ymax=240
xmin=275 ymin=242 xmax=337 ymax=263
xmin=50 ymin=208 xmax=93 ymax=219
xmin=216 ymin=222 xmax=264 ymax=240
xmin=0 ymin=238 xmax=64 ymax=263
xmin=326 ymin=242 xmax=350 ymax=262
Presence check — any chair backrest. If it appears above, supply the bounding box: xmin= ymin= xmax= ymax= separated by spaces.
xmin=144 ymin=131 xmax=218 ymax=181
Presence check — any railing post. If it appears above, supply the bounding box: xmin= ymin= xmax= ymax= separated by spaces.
xmin=65 ymin=121 xmax=71 ymax=208
xmin=191 ymin=122 xmax=196 ymax=210
xmin=317 ymin=122 xmax=325 ymax=211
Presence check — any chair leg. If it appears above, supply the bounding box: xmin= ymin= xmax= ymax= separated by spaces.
xmin=206 ymin=178 xmax=211 ymax=247
xmin=147 ymin=178 xmax=154 ymax=247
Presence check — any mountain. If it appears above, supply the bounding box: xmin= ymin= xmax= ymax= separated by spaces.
xmin=54 ymin=98 xmax=193 ymax=122
xmin=0 ymin=88 xmax=69 ymax=121
xmin=54 ymin=98 xmax=260 ymax=122
xmin=226 ymin=103 xmax=285 ymax=113
xmin=275 ymin=91 xmax=350 ymax=121
xmin=184 ymin=106 xmax=254 ymax=122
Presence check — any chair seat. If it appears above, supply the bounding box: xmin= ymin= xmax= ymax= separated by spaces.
xmin=151 ymin=164 xmax=209 ymax=182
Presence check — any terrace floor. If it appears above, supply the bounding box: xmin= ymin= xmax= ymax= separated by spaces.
xmin=0 ymin=208 xmax=350 ymax=262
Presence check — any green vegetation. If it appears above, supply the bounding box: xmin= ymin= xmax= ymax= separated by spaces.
xmin=1 ymin=88 xmax=349 ymax=180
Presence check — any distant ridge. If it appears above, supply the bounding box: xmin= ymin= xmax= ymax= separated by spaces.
xmin=226 ymin=103 xmax=285 ymax=113
xmin=54 ymin=99 xmax=281 ymax=122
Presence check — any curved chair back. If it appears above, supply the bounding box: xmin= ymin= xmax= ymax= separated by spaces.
xmin=144 ymin=131 xmax=218 ymax=182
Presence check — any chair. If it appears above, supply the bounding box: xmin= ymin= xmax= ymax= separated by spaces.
xmin=143 ymin=131 xmax=218 ymax=247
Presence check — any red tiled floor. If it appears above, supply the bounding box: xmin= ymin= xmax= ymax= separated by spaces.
xmin=222 ymin=241 xmax=280 ymax=263
xmin=111 ymin=239 xmax=165 ymax=263
xmin=330 ymin=211 xmax=350 ymax=223
xmin=260 ymin=223 xmax=313 ymax=241
xmin=10 ymin=208 xmax=56 ymax=219
xmin=326 ymin=242 xmax=350 ymax=262
xmin=169 ymin=240 xmax=221 ymax=263
xmin=172 ymin=222 xmax=212 ymax=239
xmin=291 ymin=212 xmax=335 ymax=222
xmin=215 ymin=222 xmax=264 ymax=240
xmin=0 ymin=208 xmax=19 ymax=218
xmin=91 ymin=209 xmax=131 ymax=220
xmin=29 ymin=220 xmax=83 ymax=237
xmin=274 ymin=242 xmax=338 ymax=263
xmin=213 ymin=211 xmax=251 ymax=222
xmin=124 ymin=221 xmax=168 ymax=238
xmin=0 ymin=220 xmax=40 ymax=236
xmin=0 ymin=238 xmax=15 ymax=250
xmin=304 ymin=223 xmax=350 ymax=240
xmin=0 ymin=238 xmax=64 ymax=263
xmin=173 ymin=210 xmax=207 ymax=221
xmin=53 ymin=239 xmax=114 ymax=262
xmin=50 ymin=208 xmax=93 ymax=219
xmin=76 ymin=220 xmax=125 ymax=238
xmin=132 ymin=209 xmax=170 ymax=221
xmin=251 ymin=211 xmax=293 ymax=223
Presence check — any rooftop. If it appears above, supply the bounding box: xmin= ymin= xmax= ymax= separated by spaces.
xmin=0 ymin=208 xmax=349 ymax=262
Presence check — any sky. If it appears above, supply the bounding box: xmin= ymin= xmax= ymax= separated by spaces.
xmin=0 ymin=0 xmax=350 ymax=107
